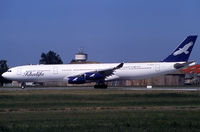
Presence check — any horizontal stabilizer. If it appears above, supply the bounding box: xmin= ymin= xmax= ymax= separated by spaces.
xmin=174 ymin=61 xmax=196 ymax=69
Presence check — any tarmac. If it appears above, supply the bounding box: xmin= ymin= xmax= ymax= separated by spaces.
xmin=0 ymin=86 xmax=199 ymax=91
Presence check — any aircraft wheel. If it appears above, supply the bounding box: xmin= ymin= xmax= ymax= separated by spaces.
xmin=21 ymin=82 xmax=26 ymax=89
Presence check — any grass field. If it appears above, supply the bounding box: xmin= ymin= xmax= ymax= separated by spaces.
xmin=0 ymin=89 xmax=200 ymax=132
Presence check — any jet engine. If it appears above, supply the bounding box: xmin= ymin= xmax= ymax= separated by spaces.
xmin=68 ymin=76 xmax=85 ymax=84
xmin=84 ymin=72 xmax=103 ymax=80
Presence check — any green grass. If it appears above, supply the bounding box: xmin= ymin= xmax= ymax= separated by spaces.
xmin=1 ymin=111 xmax=200 ymax=132
xmin=0 ymin=89 xmax=200 ymax=131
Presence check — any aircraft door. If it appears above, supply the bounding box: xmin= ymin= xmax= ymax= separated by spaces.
xmin=155 ymin=64 xmax=160 ymax=72
xmin=53 ymin=67 xmax=58 ymax=74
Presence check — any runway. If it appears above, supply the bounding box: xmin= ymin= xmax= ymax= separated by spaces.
xmin=0 ymin=86 xmax=199 ymax=91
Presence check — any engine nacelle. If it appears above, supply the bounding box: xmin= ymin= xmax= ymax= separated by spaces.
xmin=84 ymin=72 xmax=103 ymax=80
xmin=68 ymin=76 xmax=85 ymax=84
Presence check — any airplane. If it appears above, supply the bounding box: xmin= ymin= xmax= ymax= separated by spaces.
xmin=2 ymin=35 xmax=198 ymax=89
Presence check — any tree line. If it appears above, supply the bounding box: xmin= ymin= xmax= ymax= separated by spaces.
xmin=0 ymin=51 xmax=63 ymax=86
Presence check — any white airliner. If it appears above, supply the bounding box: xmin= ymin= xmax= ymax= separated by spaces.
xmin=2 ymin=35 xmax=198 ymax=88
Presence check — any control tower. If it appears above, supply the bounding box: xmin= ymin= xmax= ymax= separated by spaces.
xmin=74 ymin=48 xmax=88 ymax=62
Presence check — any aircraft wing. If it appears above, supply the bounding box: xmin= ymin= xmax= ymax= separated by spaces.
xmin=96 ymin=63 xmax=124 ymax=77
xmin=69 ymin=63 xmax=124 ymax=79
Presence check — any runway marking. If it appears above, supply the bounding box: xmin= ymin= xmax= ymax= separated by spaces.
xmin=1 ymin=106 xmax=200 ymax=113
xmin=0 ymin=87 xmax=199 ymax=91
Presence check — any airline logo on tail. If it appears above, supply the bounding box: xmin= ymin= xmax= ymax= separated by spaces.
xmin=173 ymin=42 xmax=193 ymax=56
xmin=162 ymin=35 xmax=197 ymax=62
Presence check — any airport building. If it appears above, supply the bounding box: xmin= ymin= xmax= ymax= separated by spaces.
xmin=182 ymin=64 xmax=200 ymax=85
xmin=107 ymin=71 xmax=185 ymax=87
xmin=71 ymin=48 xmax=88 ymax=63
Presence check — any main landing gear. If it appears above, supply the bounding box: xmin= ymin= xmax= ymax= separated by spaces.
xmin=21 ymin=82 xmax=26 ymax=89
xmin=94 ymin=81 xmax=108 ymax=89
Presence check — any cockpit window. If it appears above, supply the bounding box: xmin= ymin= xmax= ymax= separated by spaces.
xmin=7 ymin=70 xmax=12 ymax=72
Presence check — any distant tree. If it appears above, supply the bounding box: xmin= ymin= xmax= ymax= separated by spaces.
xmin=0 ymin=60 xmax=11 ymax=86
xmin=39 ymin=50 xmax=63 ymax=64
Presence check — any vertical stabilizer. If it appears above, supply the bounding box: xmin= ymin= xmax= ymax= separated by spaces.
xmin=163 ymin=35 xmax=197 ymax=62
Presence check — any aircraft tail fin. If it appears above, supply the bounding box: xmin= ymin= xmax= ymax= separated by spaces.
xmin=162 ymin=35 xmax=197 ymax=62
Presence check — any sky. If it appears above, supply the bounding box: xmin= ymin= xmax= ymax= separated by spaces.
xmin=0 ymin=0 xmax=200 ymax=67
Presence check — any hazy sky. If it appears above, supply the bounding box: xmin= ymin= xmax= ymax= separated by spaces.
xmin=1 ymin=0 xmax=200 ymax=67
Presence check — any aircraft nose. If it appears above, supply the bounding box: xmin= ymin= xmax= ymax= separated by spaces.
xmin=2 ymin=72 xmax=9 ymax=79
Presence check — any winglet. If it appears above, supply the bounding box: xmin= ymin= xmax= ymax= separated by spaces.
xmin=115 ymin=63 xmax=124 ymax=70
xmin=162 ymin=35 xmax=197 ymax=62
